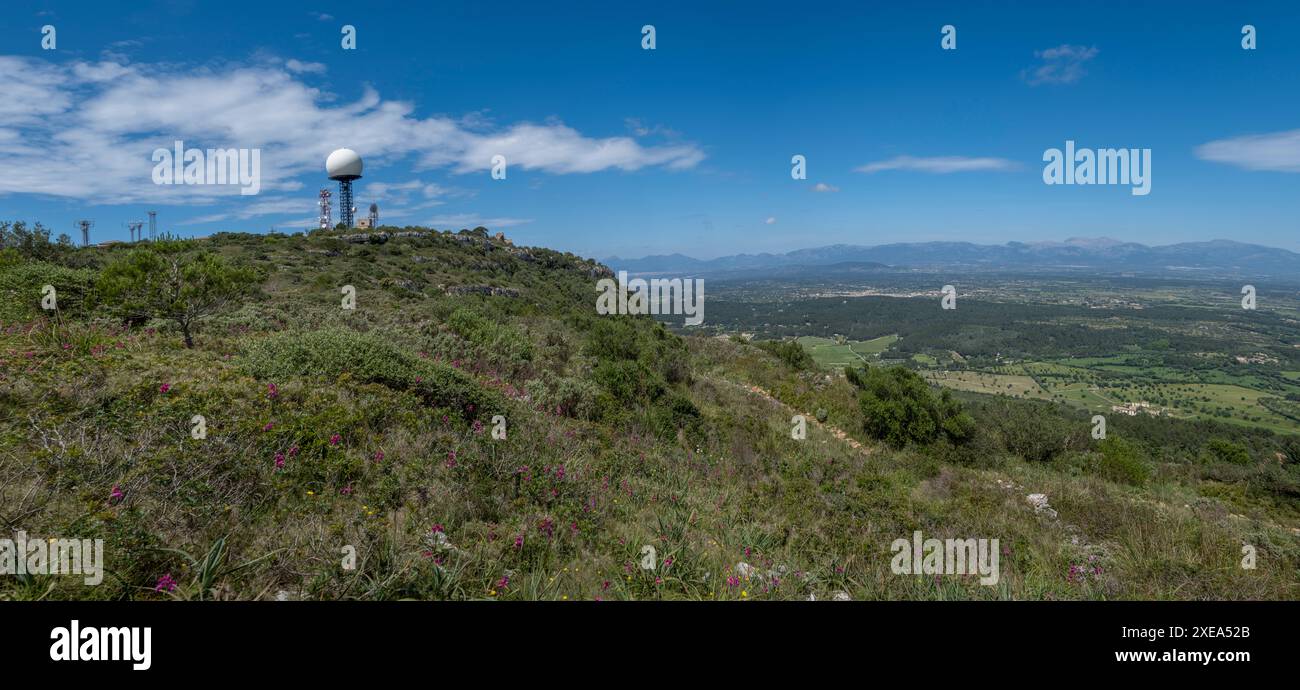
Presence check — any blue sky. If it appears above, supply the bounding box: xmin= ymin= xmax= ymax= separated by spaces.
xmin=1 ymin=0 xmax=1298 ymax=258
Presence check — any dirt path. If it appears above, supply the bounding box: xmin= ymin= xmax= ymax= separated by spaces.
xmin=705 ymin=374 xmax=873 ymax=456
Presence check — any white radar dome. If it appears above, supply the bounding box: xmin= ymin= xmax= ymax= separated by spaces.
xmin=326 ymin=148 xmax=363 ymax=180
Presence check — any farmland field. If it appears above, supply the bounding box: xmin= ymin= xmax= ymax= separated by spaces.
xmin=796 ymin=334 xmax=898 ymax=369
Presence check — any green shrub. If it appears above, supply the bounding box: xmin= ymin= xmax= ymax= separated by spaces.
xmin=847 ymin=365 xmax=973 ymax=447
xmin=979 ymin=399 xmax=1088 ymax=463
xmin=241 ymin=328 xmax=503 ymax=417
xmin=525 ymin=370 xmax=600 ymax=419
xmin=756 ymin=339 xmax=814 ymax=370
xmin=0 ymin=262 xmax=97 ymax=322
xmin=1096 ymin=436 xmax=1151 ymax=485
xmin=1205 ymin=438 xmax=1251 ymax=465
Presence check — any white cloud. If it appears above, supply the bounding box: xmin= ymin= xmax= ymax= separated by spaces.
xmin=1022 ymin=44 xmax=1099 ymax=86
xmin=764 ymin=217 xmax=777 ymax=224
xmin=285 ymin=59 xmax=327 ymax=74
xmin=811 ymin=182 xmax=839 ymax=192
xmin=446 ymin=122 xmax=705 ymax=174
xmin=0 ymin=56 xmax=704 ymax=205
xmin=1195 ymin=129 xmax=1300 ymax=172
xmin=854 ymin=155 xmax=1017 ymax=174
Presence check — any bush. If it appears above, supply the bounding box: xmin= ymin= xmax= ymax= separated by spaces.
xmin=1205 ymin=438 xmax=1251 ymax=465
xmin=241 ymin=328 xmax=503 ymax=418
xmin=592 ymin=359 xmax=664 ymax=404
xmin=448 ymin=307 xmax=534 ymax=365
xmin=847 ymin=365 xmax=973 ymax=447
xmin=756 ymin=339 xmax=814 ymax=370
xmin=525 ymin=370 xmax=600 ymax=419
xmin=0 ymin=262 xmax=97 ymax=322
xmin=649 ymin=391 xmax=701 ymax=439
xmin=1096 ymin=436 xmax=1151 ymax=485
xmin=977 ymin=399 xmax=1089 ymax=463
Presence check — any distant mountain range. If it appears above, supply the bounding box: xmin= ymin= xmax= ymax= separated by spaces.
xmin=607 ymin=238 xmax=1300 ymax=280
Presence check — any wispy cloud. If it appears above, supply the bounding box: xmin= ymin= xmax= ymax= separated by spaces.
xmin=764 ymin=217 xmax=777 ymax=224
xmin=181 ymin=197 xmax=310 ymax=225
xmin=284 ymin=59 xmax=326 ymax=74
xmin=811 ymin=182 xmax=839 ymax=192
xmin=0 ymin=55 xmax=705 ymax=205
xmin=854 ymin=155 xmax=1017 ymax=174
xmin=1195 ymin=129 xmax=1300 ymax=172
xmin=426 ymin=213 xmax=532 ymax=229
xmin=1022 ymin=44 xmax=1098 ymax=85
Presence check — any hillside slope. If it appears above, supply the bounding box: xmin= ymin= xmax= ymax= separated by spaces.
xmin=1 ymin=226 xmax=1297 ymax=600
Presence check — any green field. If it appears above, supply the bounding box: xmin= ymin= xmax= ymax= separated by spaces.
xmin=796 ymin=334 xmax=898 ymax=369
xmin=925 ymin=370 xmax=1049 ymax=399
xmin=924 ymin=359 xmax=1300 ymax=433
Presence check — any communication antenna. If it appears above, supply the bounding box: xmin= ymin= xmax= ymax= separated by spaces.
xmin=75 ymin=220 xmax=94 ymax=247
xmin=318 ymin=188 xmax=333 ymax=229
xmin=368 ymin=202 xmax=379 ymax=229
xmin=126 ymin=221 xmax=144 ymax=242
xmin=147 ymin=210 xmax=157 ymax=240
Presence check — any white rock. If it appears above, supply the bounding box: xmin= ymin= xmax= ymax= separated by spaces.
xmin=1025 ymin=493 xmax=1058 ymax=518
xmin=832 ymin=591 xmax=851 ymax=601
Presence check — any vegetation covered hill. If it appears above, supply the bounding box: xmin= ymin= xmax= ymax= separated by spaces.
xmin=1 ymin=221 xmax=1297 ymax=600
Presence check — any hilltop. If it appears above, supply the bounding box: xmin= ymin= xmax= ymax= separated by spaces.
xmin=1 ymin=221 xmax=1297 ymax=601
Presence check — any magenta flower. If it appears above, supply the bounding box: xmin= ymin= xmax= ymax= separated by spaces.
xmin=727 ymin=575 xmax=740 ymax=588
xmin=513 ymin=534 xmax=524 ymax=550
xmin=432 ymin=524 xmax=444 ymax=534
xmin=288 ymin=445 xmax=299 ymax=457
xmin=155 ymin=573 xmax=178 ymax=593
xmin=329 ymin=434 xmax=341 ymax=446
xmin=109 ymin=485 xmax=124 ymax=504
xmin=340 ymin=485 xmax=353 ymax=496
xmin=496 ymin=575 xmax=510 ymax=589
xmin=262 ymin=422 xmax=274 ymax=432
xmin=274 ymin=452 xmax=285 ymax=469
xmin=158 ymin=383 xmax=171 ymax=394
xmin=446 ymin=451 xmax=457 ymax=468
xmin=472 ymin=420 xmax=484 ymax=434
xmin=373 ymin=450 xmax=384 ymax=462
xmin=267 ymin=383 xmax=278 ymax=399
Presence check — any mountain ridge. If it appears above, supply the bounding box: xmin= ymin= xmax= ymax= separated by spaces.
xmin=607 ymin=238 xmax=1300 ymax=279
